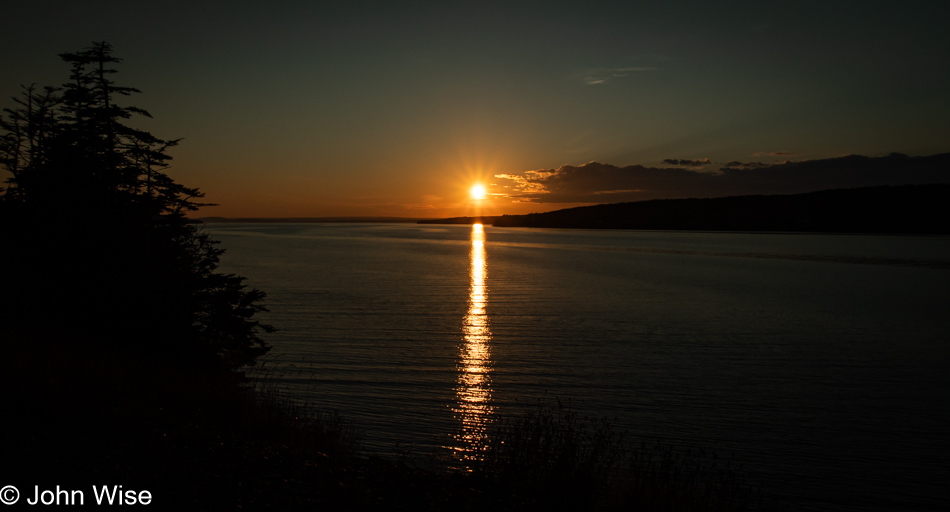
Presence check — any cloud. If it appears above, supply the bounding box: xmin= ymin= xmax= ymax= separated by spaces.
xmin=722 ymin=161 xmax=770 ymax=170
xmin=663 ymin=158 xmax=711 ymax=167
xmin=753 ymin=151 xmax=795 ymax=157
xmin=583 ymin=66 xmax=657 ymax=85
xmin=495 ymin=161 xmax=719 ymax=203
xmin=493 ymin=154 xmax=950 ymax=204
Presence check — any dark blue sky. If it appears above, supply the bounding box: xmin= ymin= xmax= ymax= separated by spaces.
xmin=3 ymin=1 xmax=949 ymax=216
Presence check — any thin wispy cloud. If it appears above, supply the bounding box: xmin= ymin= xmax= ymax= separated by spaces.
xmin=583 ymin=66 xmax=657 ymax=85
xmin=753 ymin=151 xmax=795 ymax=157
xmin=723 ymin=161 xmax=770 ymax=170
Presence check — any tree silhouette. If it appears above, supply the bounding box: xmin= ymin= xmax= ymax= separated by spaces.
xmin=0 ymin=42 xmax=272 ymax=373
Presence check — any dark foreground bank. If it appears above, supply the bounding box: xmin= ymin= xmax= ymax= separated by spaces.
xmin=2 ymin=332 xmax=777 ymax=511
xmin=3 ymin=334 xmax=483 ymax=511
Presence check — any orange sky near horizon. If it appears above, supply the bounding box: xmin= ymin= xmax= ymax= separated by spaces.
xmin=180 ymin=148 xmax=588 ymax=218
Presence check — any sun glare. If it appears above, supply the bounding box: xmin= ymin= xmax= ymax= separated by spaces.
xmin=470 ymin=184 xmax=486 ymax=200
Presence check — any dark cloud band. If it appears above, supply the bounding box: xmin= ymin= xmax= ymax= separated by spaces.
xmin=495 ymin=154 xmax=950 ymax=204
xmin=662 ymin=158 xmax=710 ymax=167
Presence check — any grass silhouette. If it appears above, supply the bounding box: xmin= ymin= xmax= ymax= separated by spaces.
xmin=3 ymin=333 xmax=777 ymax=510
xmin=460 ymin=399 xmax=776 ymax=511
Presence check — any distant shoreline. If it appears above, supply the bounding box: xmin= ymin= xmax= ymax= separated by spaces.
xmin=424 ymin=184 xmax=950 ymax=235
xmin=197 ymin=216 xmax=431 ymax=223
xmin=417 ymin=216 xmax=502 ymax=225
xmin=195 ymin=184 xmax=950 ymax=235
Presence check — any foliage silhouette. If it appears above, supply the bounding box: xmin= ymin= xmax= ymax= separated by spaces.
xmin=0 ymin=42 xmax=272 ymax=373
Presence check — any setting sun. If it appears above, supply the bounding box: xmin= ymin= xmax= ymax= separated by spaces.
xmin=470 ymin=184 xmax=486 ymax=200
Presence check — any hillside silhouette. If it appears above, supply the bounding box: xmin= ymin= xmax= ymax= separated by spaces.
xmin=488 ymin=184 xmax=950 ymax=234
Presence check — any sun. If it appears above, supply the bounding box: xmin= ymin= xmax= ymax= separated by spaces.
xmin=470 ymin=184 xmax=487 ymax=200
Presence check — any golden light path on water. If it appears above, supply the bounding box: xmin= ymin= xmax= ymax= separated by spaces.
xmin=451 ymin=223 xmax=493 ymax=466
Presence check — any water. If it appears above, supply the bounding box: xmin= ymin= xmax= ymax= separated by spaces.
xmin=207 ymin=222 xmax=950 ymax=511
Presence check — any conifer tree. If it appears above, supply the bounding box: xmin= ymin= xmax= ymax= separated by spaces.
xmin=0 ymin=42 xmax=272 ymax=373
xmin=0 ymin=83 xmax=61 ymax=201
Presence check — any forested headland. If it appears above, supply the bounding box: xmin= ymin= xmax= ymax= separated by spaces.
xmin=490 ymin=180 xmax=950 ymax=234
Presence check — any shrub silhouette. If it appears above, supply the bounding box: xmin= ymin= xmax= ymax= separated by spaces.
xmin=0 ymin=42 xmax=272 ymax=373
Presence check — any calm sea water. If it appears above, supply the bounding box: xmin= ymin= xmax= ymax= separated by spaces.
xmin=209 ymin=222 xmax=950 ymax=511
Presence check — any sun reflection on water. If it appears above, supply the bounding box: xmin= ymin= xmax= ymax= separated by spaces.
xmin=451 ymin=223 xmax=493 ymax=466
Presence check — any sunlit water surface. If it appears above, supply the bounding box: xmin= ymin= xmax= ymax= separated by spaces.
xmin=210 ymin=223 xmax=950 ymax=511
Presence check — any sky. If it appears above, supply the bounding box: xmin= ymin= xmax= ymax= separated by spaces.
xmin=3 ymin=1 xmax=950 ymax=218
